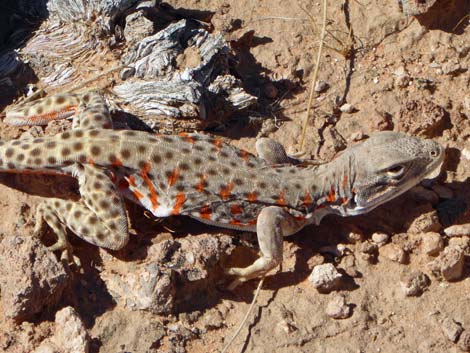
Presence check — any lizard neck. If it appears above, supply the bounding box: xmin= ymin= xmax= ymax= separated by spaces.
xmin=300 ymin=152 xmax=357 ymax=215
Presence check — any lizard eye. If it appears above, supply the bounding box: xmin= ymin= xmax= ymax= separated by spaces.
xmin=386 ymin=165 xmax=405 ymax=178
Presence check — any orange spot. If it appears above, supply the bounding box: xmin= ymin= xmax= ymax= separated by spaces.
xmin=247 ymin=192 xmax=258 ymax=202
xmin=220 ymin=182 xmax=234 ymax=200
xmin=248 ymin=219 xmax=257 ymax=226
xmin=141 ymin=162 xmax=158 ymax=210
xmin=294 ymin=215 xmax=306 ymax=221
xmin=230 ymin=219 xmax=242 ymax=226
xmin=276 ymin=192 xmax=286 ymax=206
xmin=133 ymin=189 xmax=144 ymax=200
xmin=213 ymin=138 xmax=223 ymax=151
xmin=178 ymin=132 xmax=195 ymax=143
xmin=109 ymin=171 xmax=117 ymax=183
xmin=196 ymin=175 xmax=207 ymax=192
xmin=341 ymin=197 xmax=348 ymax=205
xmin=326 ymin=186 xmax=336 ymax=202
xmin=199 ymin=205 xmax=212 ymax=219
xmin=88 ymin=158 xmax=95 ymax=165
xmin=128 ymin=175 xmax=136 ymax=187
xmin=231 ymin=204 xmax=243 ymax=214
xmin=168 ymin=167 xmax=180 ymax=187
xmin=302 ymin=192 xmax=313 ymax=206
xmin=240 ymin=150 xmax=249 ymax=162
xmin=30 ymin=105 xmax=77 ymax=122
xmin=112 ymin=158 xmax=123 ymax=167
xmin=316 ymin=204 xmax=327 ymax=209
xmin=172 ymin=192 xmax=186 ymax=215
xmin=342 ymin=175 xmax=348 ymax=189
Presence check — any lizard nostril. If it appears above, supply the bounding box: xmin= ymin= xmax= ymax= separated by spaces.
xmin=430 ymin=149 xmax=439 ymax=157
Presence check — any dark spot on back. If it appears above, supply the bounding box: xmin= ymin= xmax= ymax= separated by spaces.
xmin=61 ymin=148 xmax=71 ymax=157
xmin=121 ymin=149 xmax=130 ymax=159
xmin=45 ymin=141 xmax=56 ymax=149
xmin=234 ymin=178 xmax=243 ymax=186
xmin=30 ymin=148 xmax=41 ymax=156
xmin=5 ymin=148 xmax=14 ymax=157
xmin=73 ymin=142 xmax=83 ymax=151
xmin=165 ymin=151 xmax=173 ymax=159
xmin=180 ymin=163 xmax=190 ymax=171
xmin=61 ymin=132 xmax=71 ymax=139
xmin=74 ymin=130 xmax=84 ymax=138
xmin=152 ymin=154 xmax=162 ymax=164
xmin=91 ymin=146 xmax=101 ymax=156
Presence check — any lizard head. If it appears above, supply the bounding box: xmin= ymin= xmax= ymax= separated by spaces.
xmin=345 ymin=131 xmax=444 ymax=216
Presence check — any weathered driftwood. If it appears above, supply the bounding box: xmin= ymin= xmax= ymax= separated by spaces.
xmin=115 ymin=19 xmax=256 ymax=126
xmin=2 ymin=0 xmax=257 ymax=130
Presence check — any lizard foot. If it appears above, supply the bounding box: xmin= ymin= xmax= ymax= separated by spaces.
xmin=225 ymin=265 xmax=271 ymax=290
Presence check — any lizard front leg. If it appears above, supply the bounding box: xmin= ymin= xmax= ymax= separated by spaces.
xmin=255 ymin=138 xmax=300 ymax=164
xmin=226 ymin=206 xmax=306 ymax=289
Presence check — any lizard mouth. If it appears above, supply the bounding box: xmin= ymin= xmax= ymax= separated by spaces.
xmin=348 ymin=143 xmax=445 ymax=216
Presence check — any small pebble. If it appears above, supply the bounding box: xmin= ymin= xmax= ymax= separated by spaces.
xmin=314 ymin=80 xmax=329 ymax=93
xmin=325 ymin=295 xmax=352 ymax=319
xmin=407 ymin=209 xmax=442 ymax=234
xmin=462 ymin=148 xmax=470 ymax=161
xmin=439 ymin=246 xmax=465 ymax=281
xmin=444 ymin=224 xmax=470 ymax=237
xmin=442 ymin=317 xmax=463 ymax=343
xmin=372 ymin=232 xmax=390 ymax=245
xmin=400 ymin=270 xmax=430 ymax=297
xmin=346 ymin=230 xmax=363 ymax=243
xmin=339 ymin=103 xmax=355 ymax=113
xmin=421 ymin=232 xmax=444 ymax=256
xmin=380 ymin=244 xmax=406 ymax=264
xmin=442 ymin=61 xmax=461 ymax=75
xmin=309 ymin=263 xmax=342 ymax=292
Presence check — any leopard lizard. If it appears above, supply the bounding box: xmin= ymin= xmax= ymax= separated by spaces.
xmin=1 ymin=91 xmax=445 ymax=287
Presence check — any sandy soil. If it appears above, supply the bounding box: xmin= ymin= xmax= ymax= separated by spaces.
xmin=0 ymin=0 xmax=469 ymax=352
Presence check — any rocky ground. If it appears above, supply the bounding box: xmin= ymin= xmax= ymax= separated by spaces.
xmin=0 ymin=0 xmax=469 ymax=352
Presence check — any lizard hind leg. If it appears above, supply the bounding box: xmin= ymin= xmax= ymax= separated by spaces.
xmin=34 ymin=164 xmax=129 ymax=264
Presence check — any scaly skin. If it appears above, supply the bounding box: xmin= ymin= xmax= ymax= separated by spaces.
xmin=1 ymin=92 xmax=445 ymax=287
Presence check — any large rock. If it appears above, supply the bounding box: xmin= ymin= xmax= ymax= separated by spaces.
xmin=0 ymin=235 xmax=70 ymax=322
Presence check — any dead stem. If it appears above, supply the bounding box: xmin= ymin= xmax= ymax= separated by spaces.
xmin=299 ymin=0 xmax=327 ymax=152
